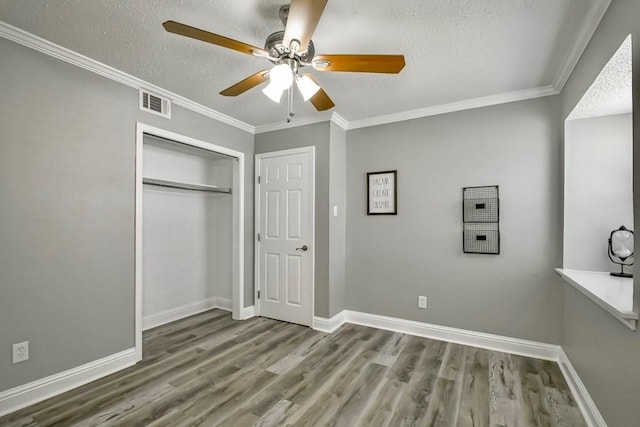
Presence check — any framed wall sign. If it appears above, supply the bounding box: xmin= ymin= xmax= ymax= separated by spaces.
xmin=367 ymin=170 xmax=397 ymax=215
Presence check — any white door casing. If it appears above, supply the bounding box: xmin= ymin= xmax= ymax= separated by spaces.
xmin=255 ymin=147 xmax=315 ymax=326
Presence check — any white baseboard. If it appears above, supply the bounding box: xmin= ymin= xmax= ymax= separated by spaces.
xmin=0 ymin=348 xmax=137 ymax=417
xmin=313 ymin=310 xmax=560 ymax=360
xmin=143 ymin=297 xmax=232 ymax=330
xmin=213 ymin=297 xmax=232 ymax=312
xmin=240 ymin=305 xmax=256 ymax=320
xmin=558 ymin=349 xmax=607 ymax=427
xmin=343 ymin=310 xmax=561 ymax=361
xmin=0 ymin=309 xmax=602 ymax=425
xmin=313 ymin=311 xmax=347 ymax=333
xmin=313 ymin=309 xmax=603 ymax=425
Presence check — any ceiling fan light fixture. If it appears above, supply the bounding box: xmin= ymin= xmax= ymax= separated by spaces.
xmin=296 ymin=74 xmax=320 ymax=101
xmin=268 ymin=63 xmax=294 ymax=90
xmin=262 ymin=81 xmax=285 ymax=103
xmin=164 ymin=1 xmax=405 ymax=115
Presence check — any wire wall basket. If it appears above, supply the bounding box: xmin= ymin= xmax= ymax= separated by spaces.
xmin=463 ymin=185 xmax=500 ymax=254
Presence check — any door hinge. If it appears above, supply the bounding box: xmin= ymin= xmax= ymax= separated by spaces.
xmin=257 ymin=175 xmax=261 ymax=184
xmin=257 ymin=290 xmax=261 ymax=299
xmin=257 ymin=233 xmax=261 ymax=242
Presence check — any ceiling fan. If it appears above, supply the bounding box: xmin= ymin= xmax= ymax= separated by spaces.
xmin=163 ymin=0 xmax=405 ymax=115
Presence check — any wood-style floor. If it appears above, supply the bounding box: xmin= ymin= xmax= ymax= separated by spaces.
xmin=1 ymin=309 xmax=586 ymax=427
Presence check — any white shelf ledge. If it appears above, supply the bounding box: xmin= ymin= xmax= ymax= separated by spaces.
xmin=556 ymin=268 xmax=637 ymax=330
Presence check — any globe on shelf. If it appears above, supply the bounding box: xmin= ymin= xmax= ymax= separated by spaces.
xmin=608 ymin=225 xmax=634 ymax=278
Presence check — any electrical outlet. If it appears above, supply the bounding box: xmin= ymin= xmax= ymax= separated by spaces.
xmin=12 ymin=341 xmax=29 ymax=364
xmin=418 ymin=296 xmax=427 ymax=309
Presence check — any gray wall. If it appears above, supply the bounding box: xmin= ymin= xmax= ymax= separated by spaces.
xmin=564 ymin=113 xmax=633 ymax=272
xmin=329 ymin=122 xmax=347 ymax=317
xmin=0 ymin=37 xmax=254 ymax=392
xmin=559 ymin=0 xmax=640 ymax=425
xmin=345 ymin=96 xmax=563 ymax=344
xmin=255 ymin=122 xmax=332 ymax=318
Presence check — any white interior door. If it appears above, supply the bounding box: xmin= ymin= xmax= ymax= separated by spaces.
xmin=256 ymin=147 xmax=314 ymax=326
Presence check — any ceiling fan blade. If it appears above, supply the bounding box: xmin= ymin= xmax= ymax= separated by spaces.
xmin=163 ymin=20 xmax=269 ymax=57
xmin=283 ymin=0 xmax=328 ymax=52
xmin=313 ymin=54 xmax=406 ymax=73
xmin=220 ymin=70 xmax=270 ymax=96
xmin=309 ymin=88 xmax=335 ymax=111
xmin=304 ymin=74 xmax=335 ymax=111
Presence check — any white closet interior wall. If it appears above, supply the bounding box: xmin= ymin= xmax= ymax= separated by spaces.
xmin=142 ymin=134 xmax=233 ymax=327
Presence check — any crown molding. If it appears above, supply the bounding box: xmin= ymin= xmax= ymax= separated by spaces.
xmin=254 ymin=0 xmax=609 ymax=133
xmin=2 ymin=0 xmax=610 ymax=136
xmin=253 ymin=112 xmax=349 ymax=134
xmin=346 ymin=85 xmax=559 ymax=130
xmin=255 ymin=86 xmax=559 ymax=133
xmin=0 ymin=21 xmax=255 ymax=134
xmin=253 ymin=112 xmax=333 ymax=134
xmin=330 ymin=113 xmax=349 ymax=130
xmin=551 ymin=0 xmax=612 ymax=91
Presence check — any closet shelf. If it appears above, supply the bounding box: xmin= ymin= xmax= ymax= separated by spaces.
xmin=143 ymin=177 xmax=231 ymax=194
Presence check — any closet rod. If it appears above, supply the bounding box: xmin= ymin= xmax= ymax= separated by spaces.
xmin=143 ymin=177 xmax=231 ymax=194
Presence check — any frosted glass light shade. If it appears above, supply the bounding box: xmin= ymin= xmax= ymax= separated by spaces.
xmin=262 ymin=81 xmax=284 ymax=103
xmin=296 ymin=74 xmax=321 ymax=101
xmin=269 ymin=64 xmax=294 ymax=90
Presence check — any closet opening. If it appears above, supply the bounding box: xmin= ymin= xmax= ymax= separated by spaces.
xmin=134 ymin=123 xmax=245 ymax=361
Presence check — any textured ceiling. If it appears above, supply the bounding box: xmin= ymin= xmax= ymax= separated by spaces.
xmin=568 ymin=35 xmax=632 ymax=121
xmin=0 ymin=0 xmax=607 ymax=128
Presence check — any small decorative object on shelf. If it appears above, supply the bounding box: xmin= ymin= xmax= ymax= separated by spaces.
xmin=608 ymin=225 xmax=634 ymax=278
xmin=462 ymin=185 xmax=499 ymax=254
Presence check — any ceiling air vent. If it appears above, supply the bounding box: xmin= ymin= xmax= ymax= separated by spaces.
xmin=139 ymin=89 xmax=171 ymax=118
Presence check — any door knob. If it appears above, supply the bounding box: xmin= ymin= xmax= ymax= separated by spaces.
xmin=296 ymin=245 xmax=308 ymax=251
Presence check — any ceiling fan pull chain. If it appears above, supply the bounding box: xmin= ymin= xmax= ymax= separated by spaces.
xmin=287 ymin=87 xmax=295 ymax=123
